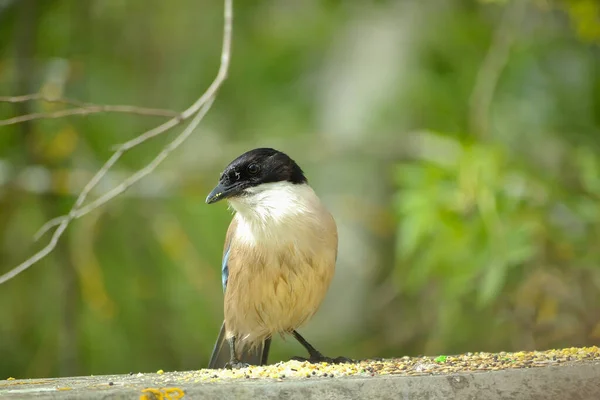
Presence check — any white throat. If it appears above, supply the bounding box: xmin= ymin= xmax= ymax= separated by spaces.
xmin=228 ymin=181 xmax=317 ymax=221
xmin=227 ymin=181 xmax=323 ymax=245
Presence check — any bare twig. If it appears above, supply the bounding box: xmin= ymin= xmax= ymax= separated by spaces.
xmin=468 ymin=0 xmax=527 ymax=139
xmin=0 ymin=107 xmax=179 ymax=126
xmin=0 ymin=93 xmax=180 ymax=113
xmin=0 ymin=0 xmax=233 ymax=285
xmin=34 ymin=216 xmax=72 ymax=241
xmin=0 ymin=94 xmax=180 ymax=126
xmin=34 ymin=98 xmax=215 ymax=241
xmin=0 ymin=93 xmax=43 ymax=102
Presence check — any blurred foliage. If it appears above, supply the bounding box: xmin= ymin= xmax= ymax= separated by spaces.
xmin=0 ymin=0 xmax=599 ymax=380
xmin=562 ymin=0 xmax=600 ymax=43
xmin=392 ymin=138 xmax=600 ymax=354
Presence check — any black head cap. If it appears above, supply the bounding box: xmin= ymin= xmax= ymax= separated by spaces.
xmin=206 ymin=148 xmax=307 ymax=204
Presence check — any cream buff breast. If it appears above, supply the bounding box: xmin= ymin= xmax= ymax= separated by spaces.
xmin=225 ymin=181 xmax=338 ymax=349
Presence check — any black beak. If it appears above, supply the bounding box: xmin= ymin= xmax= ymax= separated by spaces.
xmin=205 ymin=181 xmax=240 ymax=204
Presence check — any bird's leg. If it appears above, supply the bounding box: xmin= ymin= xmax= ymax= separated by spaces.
xmin=224 ymin=336 xmax=249 ymax=369
xmin=290 ymin=330 xmax=353 ymax=364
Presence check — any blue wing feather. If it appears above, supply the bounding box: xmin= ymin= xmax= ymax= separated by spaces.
xmin=222 ymin=246 xmax=230 ymax=291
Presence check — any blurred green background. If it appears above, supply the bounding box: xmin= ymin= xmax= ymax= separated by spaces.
xmin=1 ymin=0 xmax=599 ymax=379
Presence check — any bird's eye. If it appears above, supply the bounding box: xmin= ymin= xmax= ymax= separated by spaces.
xmin=248 ymin=163 xmax=260 ymax=175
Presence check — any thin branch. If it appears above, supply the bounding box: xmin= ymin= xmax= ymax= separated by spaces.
xmin=34 ymin=216 xmax=70 ymax=241
xmin=34 ymin=98 xmax=215 ymax=241
xmin=0 ymin=106 xmax=180 ymax=126
xmin=468 ymin=0 xmax=527 ymax=139
xmin=0 ymin=94 xmax=179 ymax=126
xmin=0 ymin=0 xmax=233 ymax=285
xmin=0 ymin=93 xmax=44 ymax=102
xmin=112 ymin=3 xmax=232 ymax=153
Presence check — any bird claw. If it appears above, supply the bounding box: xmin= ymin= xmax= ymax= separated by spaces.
xmin=291 ymin=355 xmax=354 ymax=364
xmin=330 ymin=356 xmax=355 ymax=364
xmin=225 ymin=361 xmax=250 ymax=369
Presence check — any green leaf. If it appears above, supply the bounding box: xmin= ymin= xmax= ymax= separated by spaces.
xmin=435 ymin=355 xmax=448 ymax=363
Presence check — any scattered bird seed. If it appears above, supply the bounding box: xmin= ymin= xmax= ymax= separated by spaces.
xmin=20 ymin=346 xmax=589 ymax=386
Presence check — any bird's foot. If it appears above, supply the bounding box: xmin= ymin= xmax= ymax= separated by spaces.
xmin=224 ymin=360 xmax=250 ymax=369
xmin=291 ymin=354 xmax=354 ymax=364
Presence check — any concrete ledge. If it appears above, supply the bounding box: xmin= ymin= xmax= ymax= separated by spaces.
xmin=2 ymin=358 xmax=599 ymax=399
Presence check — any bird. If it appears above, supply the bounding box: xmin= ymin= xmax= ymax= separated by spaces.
xmin=205 ymin=148 xmax=348 ymax=369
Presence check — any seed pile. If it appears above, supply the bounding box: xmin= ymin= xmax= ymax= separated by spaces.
xmin=1 ymin=346 xmax=598 ymax=399
xmin=144 ymin=346 xmax=600 ymax=385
